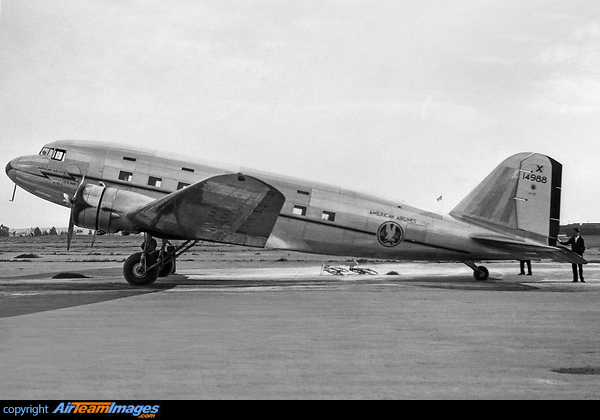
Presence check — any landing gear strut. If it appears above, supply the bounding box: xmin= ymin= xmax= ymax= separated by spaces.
xmin=123 ymin=234 xmax=197 ymax=286
xmin=464 ymin=261 xmax=489 ymax=281
xmin=150 ymin=239 xmax=177 ymax=277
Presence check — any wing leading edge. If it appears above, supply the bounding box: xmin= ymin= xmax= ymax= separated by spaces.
xmin=128 ymin=173 xmax=286 ymax=247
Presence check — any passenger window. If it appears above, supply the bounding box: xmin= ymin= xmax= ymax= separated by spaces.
xmin=322 ymin=211 xmax=336 ymax=222
xmin=293 ymin=205 xmax=307 ymax=216
xmin=177 ymin=182 xmax=190 ymax=190
xmin=148 ymin=176 xmax=162 ymax=188
xmin=118 ymin=171 xmax=133 ymax=182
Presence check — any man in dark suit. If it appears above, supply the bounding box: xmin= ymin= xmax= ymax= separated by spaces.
xmin=560 ymin=228 xmax=586 ymax=282
xmin=519 ymin=260 xmax=532 ymax=276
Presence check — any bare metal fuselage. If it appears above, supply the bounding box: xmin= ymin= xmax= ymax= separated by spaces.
xmin=6 ymin=140 xmax=527 ymax=263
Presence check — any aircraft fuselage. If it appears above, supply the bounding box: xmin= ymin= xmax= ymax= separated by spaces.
xmin=6 ymin=140 xmax=527 ymax=265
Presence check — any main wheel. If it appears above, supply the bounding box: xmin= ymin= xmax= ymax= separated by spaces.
xmin=473 ymin=265 xmax=489 ymax=281
xmin=123 ymin=252 xmax=159 ymax=285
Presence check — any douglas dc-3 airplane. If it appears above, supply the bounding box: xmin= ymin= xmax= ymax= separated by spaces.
xmin=6 ymin=140 xmax=586 ymax=285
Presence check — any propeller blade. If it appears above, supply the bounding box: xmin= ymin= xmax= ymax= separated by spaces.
xmin=66 ymin=176 xmax=87 ymax=251
xmin=90 ymin=229 xmax=97 ymax=249
xmin=67 ymin=214 xmax=74 ymax=251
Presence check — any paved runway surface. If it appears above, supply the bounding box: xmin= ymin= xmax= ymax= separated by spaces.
xmin=2 ymin=261 xmax=600 ymax=399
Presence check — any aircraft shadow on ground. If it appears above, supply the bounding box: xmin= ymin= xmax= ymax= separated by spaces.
xmin=1 ymin=272 xmax=540 ymax=318
xmin=156 ymin=272 xmax=540 ymax=291
xmin=0 ymin=279 xmax=177 ymax=318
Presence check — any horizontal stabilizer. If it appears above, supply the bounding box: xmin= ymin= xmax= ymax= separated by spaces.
xmin=551 ymin=246 xmax=589 ymax=265
xmin=471 ymin=234 xmax=558 ymax=252
xmin=128 ymin=173 xmax=285 ymax=246
xmin=471 ymin=234 xmax=587 ymax=264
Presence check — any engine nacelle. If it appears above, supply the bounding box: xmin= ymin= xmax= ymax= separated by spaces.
xmin=73 ymin=184 xmax=155 ymax=234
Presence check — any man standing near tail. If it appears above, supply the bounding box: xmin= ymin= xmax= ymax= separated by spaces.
xmin=560 ymin=228 xmax=586 ymax=282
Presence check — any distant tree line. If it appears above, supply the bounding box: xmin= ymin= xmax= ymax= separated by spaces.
xmin=0 ymin=225 xmax=69 ymax=237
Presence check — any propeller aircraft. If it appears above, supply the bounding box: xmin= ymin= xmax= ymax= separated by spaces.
xmin=5 ymin=140 xmax=586 ymax=285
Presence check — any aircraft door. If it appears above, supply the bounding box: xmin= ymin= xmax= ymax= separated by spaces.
xmin=404 ymin=222 xmax=428 ymax=244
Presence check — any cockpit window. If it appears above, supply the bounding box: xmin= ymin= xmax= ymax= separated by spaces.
xmin=52 ymin=149 xmax=66 ymax=161
xmin=39 ymin=147 xmax=52 ymax=156
xmin=39 ymin=147 xmax=66 ymax=161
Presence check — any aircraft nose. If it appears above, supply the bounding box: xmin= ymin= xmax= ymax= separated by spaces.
xmin=5 ymin=157 xmax=20 ymax=180
xmin=6 ymin=159 xmax=17 ymax=175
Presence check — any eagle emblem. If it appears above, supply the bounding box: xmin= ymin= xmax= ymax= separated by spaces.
xmin=377 ymin=221 xmax=404 ymax=247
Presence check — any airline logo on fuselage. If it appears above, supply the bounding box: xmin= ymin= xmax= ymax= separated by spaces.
xmin=377 ymin=221 xmax=404 ymax=247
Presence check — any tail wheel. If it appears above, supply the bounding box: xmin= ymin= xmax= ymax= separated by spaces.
xmin=473 ymin=265 xmax=489 ymax=281
xmin=123 ymin=252 xmax=159 ymax=285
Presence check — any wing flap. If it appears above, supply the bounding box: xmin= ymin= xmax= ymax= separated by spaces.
xmin=128 ymin=174 xmax=285 ymax=246
xmin=471 ymin=234 xmax=587 ymax=265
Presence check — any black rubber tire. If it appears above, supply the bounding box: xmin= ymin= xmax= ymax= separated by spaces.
xmin=149 ymin=250 xmax=176 ymax=277
xmin=158 ymin=260 xmax=175 ymax=277
xmin=473 ymin=266 xmax=489 ymax=281
xmin=123 ymin=252 xmax=159 ymax=285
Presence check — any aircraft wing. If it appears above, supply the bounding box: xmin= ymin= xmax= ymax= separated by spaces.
xmin=471 ymin=234 xmax=588 ymax=265
xmin=128 ymin=173 xmax=286 ymax=247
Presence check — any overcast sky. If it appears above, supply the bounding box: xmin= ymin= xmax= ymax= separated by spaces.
xmin=1 ymin=0 xmax=599 ymax=230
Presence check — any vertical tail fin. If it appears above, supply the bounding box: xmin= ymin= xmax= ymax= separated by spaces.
xmin=450 ymin=153 xmax=562 ymax=244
